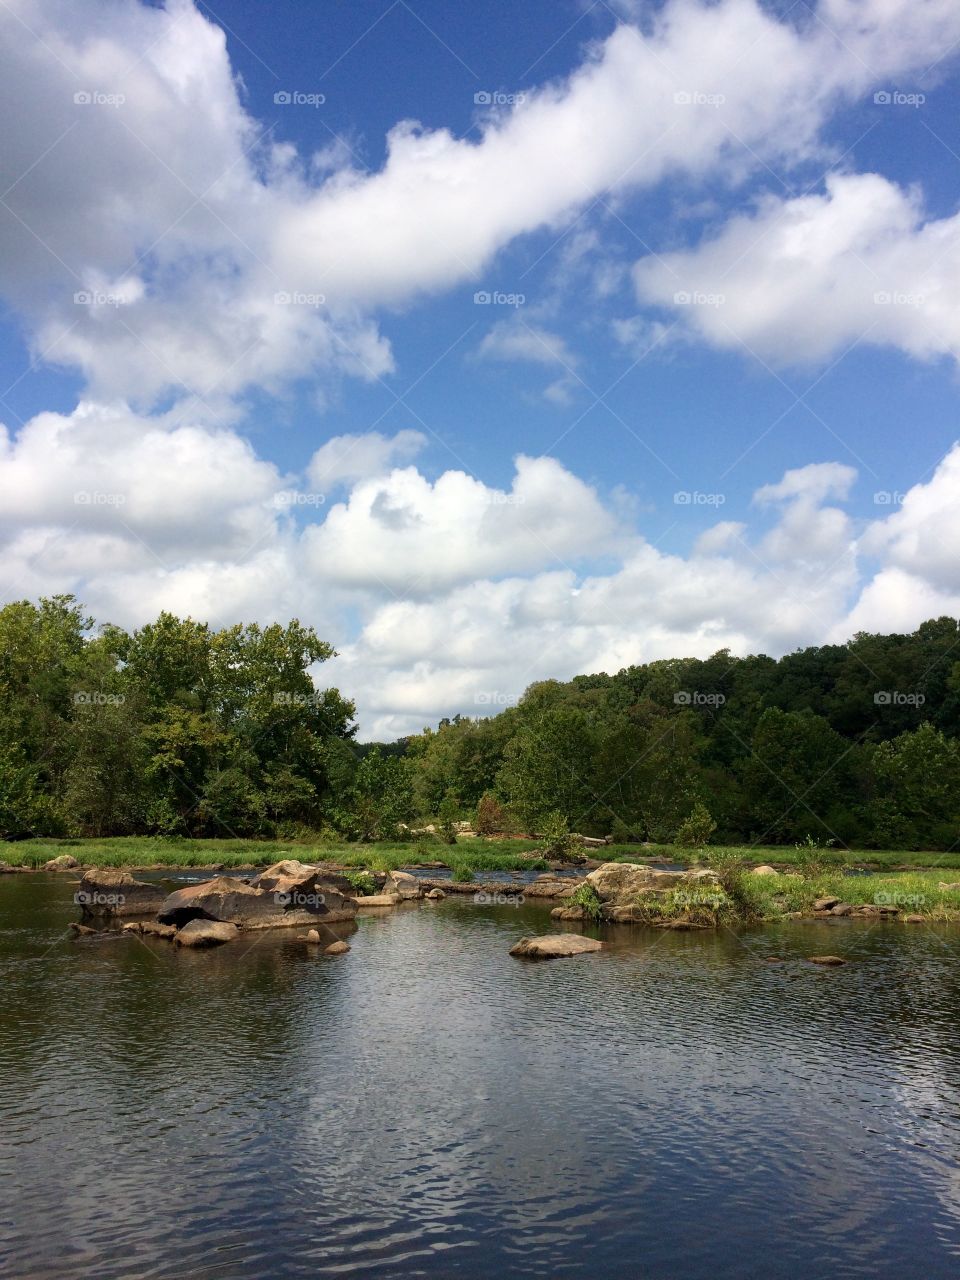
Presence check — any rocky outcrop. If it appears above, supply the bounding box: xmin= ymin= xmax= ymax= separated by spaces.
xmin=76 ymin=868 xmax=168 ymax=918
xmin=585 ymin=861 xmax=718 ymax=904
xmin=157 ymin=874 xmax=356 ymax=930
xmin=175 ymin=919 xmax=239 ymax=948
xmin=43 ymin=854 xmax=80 ymax=871
xmin=510 ymin=933 xmax=604 ymax=959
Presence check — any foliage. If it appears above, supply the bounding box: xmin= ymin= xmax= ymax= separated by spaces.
xmin=437 ymin=795 xmax=460 ymax=844
xmin=570 ymin=881 xmax=603 ymax=921
xmin=675 ymin=802 xmax=717 ymax=848
xmin=538 ymin=810 xmax=582 ymax=860
xmin=344 ymin=870 xmax=377 ymax=896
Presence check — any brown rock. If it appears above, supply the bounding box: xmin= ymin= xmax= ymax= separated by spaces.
xmin=808 ymin=955 xmax=847 ymax=966
xmin=750 ymin=865 xmax=779 ymax=876
xmin=830 ymin=903 xmax=854 ymax=916
xmin=904 ymin=914 xmax=925 ymax=923
xmin=76 ymin=868 xmax=168 ymax=918
xmin=509 ymin=933 xmax=603 ymax=960
xmin=175 ymin=919 xmax=239 ymax=948
xmin=68 ymin=922 xmax=97 ymax=937
xmin=551 ymin=905 xmax=587 ymax=920
xmin=324 ymin=940 xmax=350 ymax=954
xmin=43 ymin=854 xmax=80 ymax=871
xmin=354 ymin=893 xmax=401 ymax=908
xmin=158 ymin=875 xmax=356 ymax=929
xmin=585 ymin=861 xmax=716 ymax=904
xmin=814 ymin=896 xmax=840 ymax=911
xmin=382 ymin=870 xmax=422 ymax=900
xmin=424 ymin=888 xmax=445 ymax=900
xmin=305 ymin=928 xmax=321 ymax=943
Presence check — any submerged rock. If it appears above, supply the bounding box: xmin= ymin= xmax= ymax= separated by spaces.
xmin=76 ymin=868 xmax=168 ymax=918
xmin=175 ymin=919 xmax=239 ymax=948
xmin=509 ymin=934 xmax=603 ymax=960
xmin=424 ymin=888 xmax=445 ymax=900
xmin=808 ymin=955 xmax=847 ymax=966
xmin=551 ymin=905 xmax=587 ymax=921
xmin=325 ymin=940 xmax=350 ymax=954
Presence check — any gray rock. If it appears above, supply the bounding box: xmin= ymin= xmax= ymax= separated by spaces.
xmin=509 ymin=933 xmax=603 ymax=960
xmin=175 ymin=919 xmax=239 ymax=948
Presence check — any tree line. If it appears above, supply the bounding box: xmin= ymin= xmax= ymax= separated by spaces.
xmin=2 ymin=597 xmax=959 ymax=849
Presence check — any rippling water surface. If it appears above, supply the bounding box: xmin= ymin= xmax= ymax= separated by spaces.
xmin=2 ymin=874 xmax=960 ymax=1279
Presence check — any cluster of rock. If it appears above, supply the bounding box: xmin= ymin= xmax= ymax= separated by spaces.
xmin=811 ymin=894 xmax=923 ymax=923
xmin=74 ymin=860 xmax=359 ymax=950
xmin=551 ymin=862 xmax=721 ymax=927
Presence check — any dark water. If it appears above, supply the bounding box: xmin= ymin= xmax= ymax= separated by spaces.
xmin=2 ymin=877 xmax=960 ymax=1279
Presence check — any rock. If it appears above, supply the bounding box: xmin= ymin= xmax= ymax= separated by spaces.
xmin=808 ymin=955 xmax=847 ymax=966
xmin=68 ymin=922 xmax=97 ymax=937
xmin=652 ymin=918 xmax=711 ymax=930
xmin=830 ymin=903 xmax=854 ymax=916
xmin=123 ymin=920 xmax=177 ymax=939
xmin=604 ymin=903 xmax=650 ymax=922
xmin=938 ymin=882 xmax=960 ymax=891
xmin=43 ymin=854 xmax=80 ymax=871
xmin=424 ymin=888 xmax=445 ymax=900
xmin=814 ymin=896 xmax=840 ymax=911
xmin=750 ymin=865 xmax=779 ymax=876
xmin=509 ymin=934 xmax=604 ymax=960
xmin=158 ymin=874 xmax=357 ymax=929
xmin=585 ymin=861 xmax=716 ymax=904
xmin=249 ymin=859 xmax=354 ymax=898
xmin=904 ymin=914 xmax=925 ymax=923
xmin=382 ymin=870 xmax=422 ymax=900
xmin=305 ymin=928 xmax=321 ymax=943
xmin=324 ymin=940 xmax=350 ymax=954
xmin=523 ymin=878 xmax=579 ymax=899
xmin=174 ymin=919 xmax=239 ymax=948
xmin=763 ymin=956 xmax=785 ymax=963
xmin=76 ymin=868 xmax=168 ymax=918
xmin=355 ymin=892 xmax=402 ymax=908
xmin=551 ymin=905 xmax=587 ymax=920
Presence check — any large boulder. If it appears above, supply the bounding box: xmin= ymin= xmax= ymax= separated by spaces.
xmin=585 ymin=862 xmax=715 ymax=903
xmin=249 ymin=859 xmax=354 ymax=897
xmin=43 ymin=854 xmax=80 ymax=871
xmin=382 ymin=870 xmax=422 ymax=900
xmin=157 ymin=875 xmax=357 ymax=929
xmin=76 ymin=868 xmax=168 ymax=918
xmin=510 ymin=933 xmax=604 ymax=960
xmin=175 ymin=919 xmax=239 ymax=948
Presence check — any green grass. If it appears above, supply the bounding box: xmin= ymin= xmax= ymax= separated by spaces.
xmin=7 ymin=834 xmax=960 ymax=879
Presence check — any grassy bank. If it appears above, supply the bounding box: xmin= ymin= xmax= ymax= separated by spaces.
xmin=5 ymin=835 xmax=960 ymax=875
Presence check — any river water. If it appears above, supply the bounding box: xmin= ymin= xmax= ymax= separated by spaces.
xmin=1 ymin=873 xmax=959 ymax=1278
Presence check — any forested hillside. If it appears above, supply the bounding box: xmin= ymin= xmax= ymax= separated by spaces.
xmin=2 ymin=596 xmax=959 ymax=849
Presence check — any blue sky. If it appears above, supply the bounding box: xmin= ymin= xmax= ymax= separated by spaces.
xmin=2 ymin=0 xmax=960 ymax=736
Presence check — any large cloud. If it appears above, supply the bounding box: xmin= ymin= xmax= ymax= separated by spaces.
xmin=632 ymin=173 xmax=960 ymax=365
xmin=2 ymin=0 xmax=959 ymax=403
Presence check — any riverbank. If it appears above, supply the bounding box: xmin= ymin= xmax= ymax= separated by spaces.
xmin=6 ymin=834 xmax=960 ymax=874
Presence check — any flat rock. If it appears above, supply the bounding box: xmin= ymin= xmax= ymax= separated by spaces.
xmin=123 ymin=920 xmax=176 ymax=939
xmin=830 ymin=903 xmax=854 ymax=916
xmin=808 ymin=955 xmax=847 ymax=966
xmin=509 ymin=933 xmax=603 ymax=960
xmin=175 ymin=919 xmax=239 ymax=948
xmin=814 ymin=896 xmax=840 ymax=911
xmin=354 ymin=893 xmax=401 ymax=907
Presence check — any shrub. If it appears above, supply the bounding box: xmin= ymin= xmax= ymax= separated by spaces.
xmin=475 ymin=792 xmax=506 ymax=836
xmin=570 ymin=881 xmax=603 ymax=921
xmin=675 ymin=802 xmax=716 ymax=848
xmin=344 ymin=870 xmax=377 ymax=896
xmin=438 ymin=796 xmax=459 ymax=845
xmin=539 ymin=811 xmax=582 ymax=860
